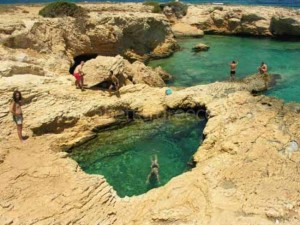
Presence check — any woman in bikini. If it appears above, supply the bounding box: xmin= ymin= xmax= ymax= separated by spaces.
xmin=10 ymin=90 xmax=24 ymax=141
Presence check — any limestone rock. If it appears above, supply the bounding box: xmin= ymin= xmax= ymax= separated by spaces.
xmin=150 ymin=39 xmax=179 ymax=59
xmin=129 ymin=61 xmax=165 ymax=87
xmin=192 ymin=43 xmax=210 ymax=52
xmin=82 ymin=55 xmax=165 ymax=88
xmin=154 ymin=66 xmax=173 ymax=82
xmin=254 ymin=20 xmax=270 ymax=34
xmin=0 ymin=61 xmax=44 ymax=78
xmin=228 ymin=18 xmax=241 ymax=30
xmin=3 ymin=10 xmax=177 ymax=61
xmin=82 ymin=55 xmax=125 ymax=87
xmin=241 ymin=13 xmax=267 ymax=23
xmin=163 ymin=6 xmax=173 ymax=17
xmin=123 ymin=49 xmax=149 ymax=62
xmin=161 ymin=2 xmax=188 ymax=19
xmin=270 ymin=15 xmax=300 ymax=36
xmin=171 ymin=22 xmax=204 ymax=38
xmin=211 ymin=10 xmax=226 ymax=27
xmin=177 ymin=5 xmax=300 ymax=37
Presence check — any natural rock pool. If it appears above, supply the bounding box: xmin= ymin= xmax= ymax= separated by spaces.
xmin=149 ymin=35 xmax=300 ymax=102
xmin=71 ymin=113 xmax=206 ymax=197
xmin=70 ymin=35 xmax=300 ymax=198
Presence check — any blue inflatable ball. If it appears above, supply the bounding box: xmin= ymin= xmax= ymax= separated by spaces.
xmin=165 ymin=89 xmax=173 ymax=95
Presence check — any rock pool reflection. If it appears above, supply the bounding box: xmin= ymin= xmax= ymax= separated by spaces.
xmin=71 ymin=113 xmax=206 ymax=197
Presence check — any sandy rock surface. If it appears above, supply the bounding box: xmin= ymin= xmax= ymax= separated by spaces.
xmin=171 ymin=22 xmax=204 ymax=38
xmin=1 ymin=67 xmax=299 ymax=224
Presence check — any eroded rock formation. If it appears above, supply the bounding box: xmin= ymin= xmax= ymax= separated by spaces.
xmin=178 ymin=5 xmax=300 ymax=37
xmin=82 ymin=55 xmax=166 ymax=87
xmin=5 ymin=13 xmax=175 ymax=58
xmin=1 ymin=67 xmax=300 ymax=224
xmin=1 ymin=3 xmax=177 ymax=72
xmin=171 ymin=22 xmax=204 ymax=38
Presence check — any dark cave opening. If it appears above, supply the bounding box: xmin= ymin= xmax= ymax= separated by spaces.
xmin=69 ymin=54 xmax=98 ymax=74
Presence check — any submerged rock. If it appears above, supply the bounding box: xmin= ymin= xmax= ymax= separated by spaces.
xmin=192 ymin=43 xmax=210 ymax=52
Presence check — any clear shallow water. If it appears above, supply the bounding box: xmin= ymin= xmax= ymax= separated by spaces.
xmin=71 ymin=113 xmax=206 ymax=197
xmin=149 ymin=35 xmax=300 ymax=102
xmin=1 ymin=0 xmax=300 ymax=7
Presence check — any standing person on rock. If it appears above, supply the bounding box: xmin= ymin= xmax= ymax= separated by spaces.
xmin=10 ymin=90 xmax=24 ymax=142
xmin=258 ymin=62 xmax=269 ymax=88
xmin=229 ymin=60 xmax=238 ymax=81
xmin=73 ymin=61 xmax=85 ymax=91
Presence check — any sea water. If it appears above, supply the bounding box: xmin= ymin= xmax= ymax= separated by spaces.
xmin=71 ymin=113 xmax=206 ymax=197
xmin=149 ymin=35 xmax=300 ymax=102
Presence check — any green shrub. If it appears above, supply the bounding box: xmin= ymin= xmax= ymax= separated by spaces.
xmin=39 ymin=1 xmax=86 ymax=18
xmin=143 ymin=1 xmax=162 ymax=13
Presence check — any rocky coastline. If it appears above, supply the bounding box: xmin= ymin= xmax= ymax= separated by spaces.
xmin=168 ymin=4 xmax=300 ymax=37
xmin=0 ymin=3 xmax=300 ymax=225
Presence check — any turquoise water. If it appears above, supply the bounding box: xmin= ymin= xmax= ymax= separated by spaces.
xmin=149 ymin=35 xmax=300 ymax=102
xmin=1 ymin=0 xmax=299 ymax=7
xmin=71 ymin=113 xmax=206 ymax=197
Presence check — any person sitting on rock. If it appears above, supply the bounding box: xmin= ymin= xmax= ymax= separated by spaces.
xmin=73 ymin=61 xmax=85 ymax=91
xmin=108 ymin=70 xmax=120 ymax=95
xmin=146 ymin=155 xmax=160 ymax=184
xmin=258 ymin=62 xmax=268 ymax=75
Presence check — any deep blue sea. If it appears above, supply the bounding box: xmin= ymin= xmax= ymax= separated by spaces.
xmin=1 ymin=0 xmax=300 ymax=7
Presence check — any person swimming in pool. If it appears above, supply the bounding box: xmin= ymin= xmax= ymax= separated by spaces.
xmin=146 ymin=155 xmax=160 ymax=184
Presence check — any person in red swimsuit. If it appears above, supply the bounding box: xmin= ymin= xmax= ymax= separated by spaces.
xmin=73 ymin=61 xmax=85 ymax=91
